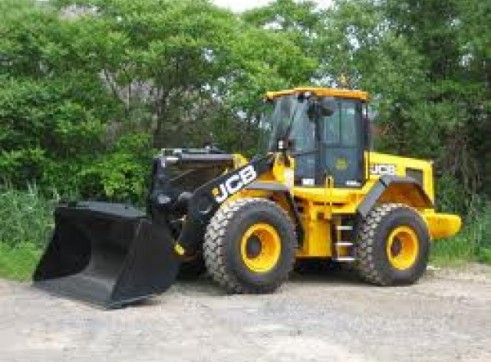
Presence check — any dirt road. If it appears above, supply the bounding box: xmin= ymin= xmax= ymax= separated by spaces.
xmin=1 ymin=265 xmax=490 ymax=362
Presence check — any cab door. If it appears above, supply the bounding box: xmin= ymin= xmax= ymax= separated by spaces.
xmin=319 ymin=99 xmax=365 ymax=188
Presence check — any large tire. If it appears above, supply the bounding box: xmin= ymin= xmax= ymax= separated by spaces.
xmin=355 ymin=203 xmax=430 ymax=286
xmin=203 ymin=198 xmax=296 ymax=294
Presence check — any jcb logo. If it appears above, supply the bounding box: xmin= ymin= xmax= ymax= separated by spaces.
xmin=370 ymin=163 xmax=397 ymax=176
xmin=213 ymin=165 xmax=257 ymax=203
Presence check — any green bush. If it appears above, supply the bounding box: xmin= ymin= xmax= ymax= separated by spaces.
xmin=0 ymin=185 xmax=56 ymax=280
xmin=476 ymin=205 xmax=491 ymax=263
xmin=77 ymin=133 xmax=155 ymax=203
xmin=435 ymin=173 xmax=472 ymax=215
xmin=0 ymin=185 xmax=55 ymax=248
xmin=432 ymin=201 xmax=491 ymax=265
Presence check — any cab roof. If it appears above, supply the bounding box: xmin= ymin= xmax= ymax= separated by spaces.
xmin=265 ymin=87 xmax=369 ymax=102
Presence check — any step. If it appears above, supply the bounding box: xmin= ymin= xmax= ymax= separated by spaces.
xmin=334 ymin=242 xmax=354 ymax=247
xmin=333 ymin=256 xmax=356 ymax=262
xmin=335 ymin=225 xmax=353 ymax=231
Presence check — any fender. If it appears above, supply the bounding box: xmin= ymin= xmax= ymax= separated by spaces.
xmin=245 ymin=181 xmax=304 ymax=246
xmin=176 ymin=155 xmax=275 ymax=254
xmin=357 ymin=175 xmax=433 ymax=218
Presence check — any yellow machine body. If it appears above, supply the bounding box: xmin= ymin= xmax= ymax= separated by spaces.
xmin=232 ymin=87 xmax=462 ymax=260
xmin=234 ymin=151 xmax=461 ymax=259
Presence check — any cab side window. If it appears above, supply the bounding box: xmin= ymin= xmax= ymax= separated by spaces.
xmin=323 ymin=101 xmax=357 ymax=147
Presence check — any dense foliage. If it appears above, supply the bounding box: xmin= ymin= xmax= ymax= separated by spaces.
xmin=1 ymin=0 xmax=318 ymax=200
xmin=0 ymin=0 xmax=489 ymax=265
xmin=1 ymin=0 xmax=489 ymax=206
xmin=0 ymin=185 xmax=54 ymax=247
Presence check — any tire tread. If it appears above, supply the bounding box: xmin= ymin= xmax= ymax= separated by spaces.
xmin=203 ymin=198 xmax=295 ymax=294
xmin=356 ymin=203 xmax=423 ymax=286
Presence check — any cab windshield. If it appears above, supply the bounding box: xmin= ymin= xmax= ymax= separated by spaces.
xmin=259 ymin=95 xmax=361 ymax=153
xmin=259 ymin=95 xmax=313 ymax=154
xmin=259 ymin=93 xmax=365 ymax=187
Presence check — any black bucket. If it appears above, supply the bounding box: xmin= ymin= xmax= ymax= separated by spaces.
xmin=33 ymin=202 xmax=180 ymax=308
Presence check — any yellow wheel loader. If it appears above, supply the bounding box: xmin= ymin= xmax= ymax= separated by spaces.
xmin=33 ymin=87 xmax=462 ymax=308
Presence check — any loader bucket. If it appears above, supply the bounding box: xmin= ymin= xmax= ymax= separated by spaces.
xmin=33 ymin=202 xmax=180 ymax=308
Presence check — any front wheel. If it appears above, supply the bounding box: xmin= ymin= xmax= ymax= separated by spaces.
xmin=203 ymin=198 xmax=296 ymax=294
xmin=355 ymin=203 xmax=430 ymax=286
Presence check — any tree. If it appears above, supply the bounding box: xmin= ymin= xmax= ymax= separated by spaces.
xmin=52 ymin=0 xmax=317 ymax=152
xmin=1 ymin=0 xmax=318 ymax=198
xmin=378 ymin=0 xmax=490 ymax=204
xmin=0 ymin=0 xmax=112 ymax=193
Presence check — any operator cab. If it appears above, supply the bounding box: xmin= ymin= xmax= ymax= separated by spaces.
xmin=260 ymin=87 xmax=370 ymax=188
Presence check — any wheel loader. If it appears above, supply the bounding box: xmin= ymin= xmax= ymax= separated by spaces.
xmin=33 ymin=87 xmax=462 ymax=308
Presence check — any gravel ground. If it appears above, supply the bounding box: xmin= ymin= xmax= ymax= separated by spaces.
xmin=1 ymin=264 xmax=491 ymax=362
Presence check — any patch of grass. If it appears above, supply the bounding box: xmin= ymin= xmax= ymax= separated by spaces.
xmin=0 ymin=184 xmax=55 ymax=248
xmin=0 ymin=185 xmax=54 ymax=280
xmin=431 ymin=203 xmax=491 ymax=267
xmin=0 ymin=243 xmax=42 ymax=281
xmin=431 ymin=229 xmax=477 ymax=267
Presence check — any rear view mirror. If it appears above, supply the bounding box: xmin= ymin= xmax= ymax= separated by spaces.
xmin=319 ymin=98 xmax=336 ymax=117
xmin=307 ymin=97 xmax=337 ymax=121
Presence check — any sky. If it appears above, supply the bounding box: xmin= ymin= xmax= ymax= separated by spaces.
xmin=212 ymin=0 xmax=333 ymax=13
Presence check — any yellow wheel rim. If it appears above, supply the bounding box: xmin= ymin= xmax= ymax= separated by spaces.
xmin=240 ymin=223 xmax=281 ymax=273
xmin=386 ymin=226 xmax=419 ymax=270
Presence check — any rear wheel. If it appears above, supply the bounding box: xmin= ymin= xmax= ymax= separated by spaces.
xmin=355 ymin=203 xmax=430 ymax=286
xmin=203 ymin=198 xmax=296 ymax=293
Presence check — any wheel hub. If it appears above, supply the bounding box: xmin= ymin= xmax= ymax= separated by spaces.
xmin=386 ymin=226 xmax=419 ymax=270
xmin=245 ymin=236 xmax=262 ymax=258
xmin=390 ymin=238 xmax=403 ymax=257
xmin=240 ymin=223 xmax=281 ymax=273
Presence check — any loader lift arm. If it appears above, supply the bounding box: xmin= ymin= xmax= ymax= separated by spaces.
xmin=149 ymin=152 xmax=277 ymax=255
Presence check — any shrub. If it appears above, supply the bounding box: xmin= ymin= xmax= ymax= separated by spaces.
xmin=432 ymin=200 xmax=491 ymax=265
xmin=77 ymin=133 xmax=155 ymax=204
xmin=0 ymin=185 xmax=55 ymax=248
